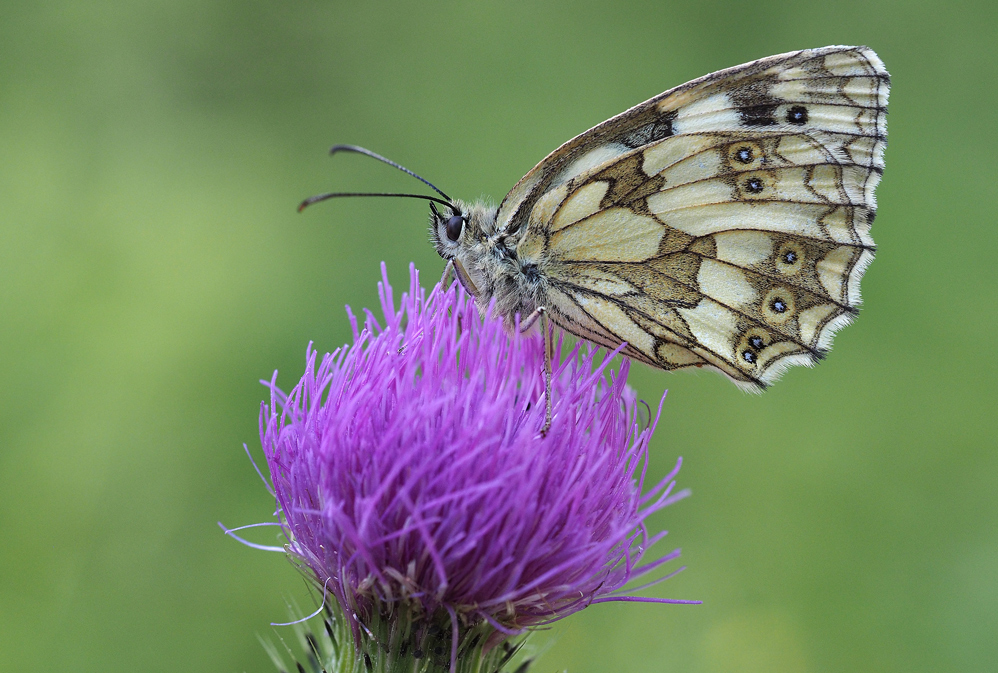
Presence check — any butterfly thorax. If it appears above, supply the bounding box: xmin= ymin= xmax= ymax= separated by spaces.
xmin=429 ymin=198 xmax=546 ymax=328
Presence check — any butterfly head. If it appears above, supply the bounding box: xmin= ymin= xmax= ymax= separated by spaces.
xmin=428 ymin=199 xmax=502 ymax=299
xmin=428 ymin=199 xmax=497 ymax=258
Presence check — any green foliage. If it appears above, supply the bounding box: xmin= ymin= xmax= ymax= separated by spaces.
xmin=260 ymin=599 xmax=527 ymax=673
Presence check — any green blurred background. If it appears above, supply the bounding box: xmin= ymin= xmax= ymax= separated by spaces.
xmin=1 ymin=1 xmax=995 ymax=671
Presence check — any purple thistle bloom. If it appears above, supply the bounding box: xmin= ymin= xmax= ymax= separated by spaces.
xmin=252 ymin=264 xmax=695 ymax=671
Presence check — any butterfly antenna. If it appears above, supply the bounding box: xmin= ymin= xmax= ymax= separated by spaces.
xmin=298 ymin=191 xmax=452 ymax=213
xmin=328 ymin=144 xmax=452 ymax=201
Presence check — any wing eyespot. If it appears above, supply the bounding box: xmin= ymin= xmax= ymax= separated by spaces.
xmin=787 ymin=105 xmax=809 ymax=125
xmin=774 ymin=241 xmax=805 ymax=275
xmin=741 ymin=175 xmax=769 ymax=197
xmin=735 ymin=327 xmax=771 ymax=370
xmin=761 ymin=287 xmax=796 ymax=324
xmin=727 ymin=142 xmax=765 ymax=171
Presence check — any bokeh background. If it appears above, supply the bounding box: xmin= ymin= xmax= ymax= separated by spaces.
xmin=2 ymin=1 xmax=996 ymax=671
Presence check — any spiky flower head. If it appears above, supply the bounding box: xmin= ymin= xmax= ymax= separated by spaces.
xmin=254 ymin=264 xmax=694 ymax=672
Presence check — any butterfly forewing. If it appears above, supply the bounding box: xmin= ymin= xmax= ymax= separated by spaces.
xmin=504 ymin=46 xmax=888 ymax=389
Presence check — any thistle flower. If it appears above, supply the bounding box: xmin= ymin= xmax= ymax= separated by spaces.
xmin=241 ymin=264 xmax=695 ymax=673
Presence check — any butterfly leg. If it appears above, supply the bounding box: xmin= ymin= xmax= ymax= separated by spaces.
xmin=440 ymin=260 xmax=455 ymax=289
xmin=519 ymin=306 xmax=553 ymax=436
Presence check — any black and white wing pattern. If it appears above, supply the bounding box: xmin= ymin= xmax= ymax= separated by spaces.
xmin=505 ymin=46 xmax=889 ymax=389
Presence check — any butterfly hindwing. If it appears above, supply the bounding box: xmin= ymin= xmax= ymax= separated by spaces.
xmin=507 ymin=46 xmax=888 ymax=389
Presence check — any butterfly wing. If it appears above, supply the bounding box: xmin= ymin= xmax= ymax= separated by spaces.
xmin=502 ymin=46 xmax=889 ymax=390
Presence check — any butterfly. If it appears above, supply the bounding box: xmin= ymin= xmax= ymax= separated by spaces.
xmin=301 ymin=45 xmax=889 ymax=431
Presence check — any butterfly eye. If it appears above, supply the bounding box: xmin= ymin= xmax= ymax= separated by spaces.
xmin=446 ymin=215 xmax=464 ymax=242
